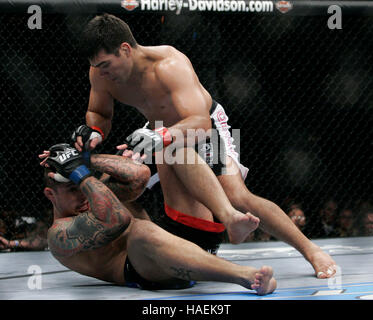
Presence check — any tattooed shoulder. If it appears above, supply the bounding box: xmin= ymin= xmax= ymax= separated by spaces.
xmin=48 ymin=213 xmax=126 ymax=258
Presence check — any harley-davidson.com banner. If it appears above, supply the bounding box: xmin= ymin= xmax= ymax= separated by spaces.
xmin=120 ymin=0 xmax=278 ymax=15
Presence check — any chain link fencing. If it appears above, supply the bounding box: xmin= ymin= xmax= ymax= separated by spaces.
xmin=0 ymin=9 xmax=372 ymax=247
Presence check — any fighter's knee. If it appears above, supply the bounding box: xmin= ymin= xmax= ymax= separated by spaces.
xmin=126 ymin=220 xmax=161 ymax=267
xmin=128 ymin=219 xmax=148 ymax=242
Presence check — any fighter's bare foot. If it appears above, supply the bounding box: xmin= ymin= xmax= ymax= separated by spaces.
xmin=307 ymin=247 xmax=337 ymax=279
xmin=227 ymin=211 xmax=260 ymax=244
xmin=250 ymin=266 xmax=277 ymax=296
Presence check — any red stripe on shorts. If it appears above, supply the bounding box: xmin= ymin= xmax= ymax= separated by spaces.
xmin=91 ymin=126 xmax=105 ymax=139
xmin=164 ymin=203 xmax=226 ymax=233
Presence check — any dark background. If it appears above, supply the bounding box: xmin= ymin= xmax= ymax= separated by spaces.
xmin=0 ymin=12 xmax=372 ymax=238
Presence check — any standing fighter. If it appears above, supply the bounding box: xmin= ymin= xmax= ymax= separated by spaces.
xmin=72 ymin=14 xmax=336 ymax=278
xmin=42 ymin=143 xmax=276 ymax=294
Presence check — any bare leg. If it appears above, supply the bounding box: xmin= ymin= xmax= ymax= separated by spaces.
xmin=127 ymin=219 xmax=276 ymax=295
xmin=157 ymin=161 xmax=217 ymax=222
xmin=158 ymin=147 xmax=259 ymax=244
xmin=218 ymin=157 xmax=337 ymax=278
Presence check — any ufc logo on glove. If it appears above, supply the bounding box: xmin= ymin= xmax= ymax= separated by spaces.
xmin=58 ymin=149 xmax=79 ymax=163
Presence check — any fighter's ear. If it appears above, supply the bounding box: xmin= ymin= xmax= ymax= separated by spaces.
xmin=44 ymin=187 xmax=55 ymax=202
xmin=120 ymin=42 xmax=132 ymax=56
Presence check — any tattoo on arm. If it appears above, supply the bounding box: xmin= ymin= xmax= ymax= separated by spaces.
xmin=81 ymin=177 xmax=131 ymax=225
xmin=49 ymin=177 xmax=131 ymax=257
xmin=92 ymin=155 xmax=144 ymax=183
xmin=48 ymin=212 xmax=127 ymax=257
xmin=93 ymin=155 xmax=149 ymax=201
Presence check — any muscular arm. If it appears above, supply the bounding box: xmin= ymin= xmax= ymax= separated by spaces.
xmin=48 ymin=177 xmax=131 ymax=258
xmin=92 ymin=154 xmax=152 ymax=220
xmin=156 ymin=53 xmax=212 ymax=146
xmin=92 ymin=154 xmax=151 ymax=202
xmin=86 ymin=67 xmax=114 ymax=140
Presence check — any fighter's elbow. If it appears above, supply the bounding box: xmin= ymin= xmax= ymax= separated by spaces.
xmin=129 ymin=164 xmax=151 ymax=201
xmin=138 ymin=164 xmax=151 ymax=189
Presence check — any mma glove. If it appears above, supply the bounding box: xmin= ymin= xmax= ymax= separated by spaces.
xmin=46 ymin=143 xmax=92 ymax=185
xmin=71 ymin=125 xmax=104 ymax=151
xmin=126 ymin=127 xmax=172 ymax=157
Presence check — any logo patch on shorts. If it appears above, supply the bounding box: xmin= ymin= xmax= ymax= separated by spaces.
xmin=121 ymin=0 xmax=139 ymax=11
xmin=216 ymin=111 xmax=227 ymax=123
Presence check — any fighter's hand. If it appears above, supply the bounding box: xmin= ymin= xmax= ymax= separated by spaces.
xmin=39 ymin=148 xmax=90 ymax=183
xmin=46 ymin=143 xmax=92 ymax=185
xmin=0 ymin=236 xmax=10 ymax=250
xmin=125 ymin=127 xmax=172 ymax=158
xmin=39 ymin=150 xmax=68 ymax=182
xmin=71 ymin=125 xmax=104 ymax=152
xmin=39 ymin=150 xmax=51 ymax=167
xmin=41 ymin=145 xmax=72 ymax=183
xmin=116 ymin=144 xmax=147 ymax=163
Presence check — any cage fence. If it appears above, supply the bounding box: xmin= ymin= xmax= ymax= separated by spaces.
xmin=0 ymin=1 xmax=372 ymax=246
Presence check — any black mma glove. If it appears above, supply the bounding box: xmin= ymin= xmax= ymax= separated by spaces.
xmin=46 ymin=143 xmax=92 ymax=185
xmin=71 ymin=125 xmax=104 ymax=150
xmin=126 ymin=127 xmax=172 ymax=157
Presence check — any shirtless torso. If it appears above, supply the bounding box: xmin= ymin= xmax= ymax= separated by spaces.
xmin=84 ymin=43 xmax=260 ymax=243
xmin=87 ymin=45 xmax=212 ymax=132
xmin=51 ymin=227 xmax=128 ymax=285
xmin=44 ymin=154 xmax=150 ymax=286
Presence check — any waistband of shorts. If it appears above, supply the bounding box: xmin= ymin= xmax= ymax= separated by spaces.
xmin=164 ymin=203 xmax=226 ymax=233
xmin=210 ymin=99 xmax=218 ymax=115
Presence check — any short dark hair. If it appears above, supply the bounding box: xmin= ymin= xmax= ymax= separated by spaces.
xmin=81 ymin=13 xmax=137 ymax=60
